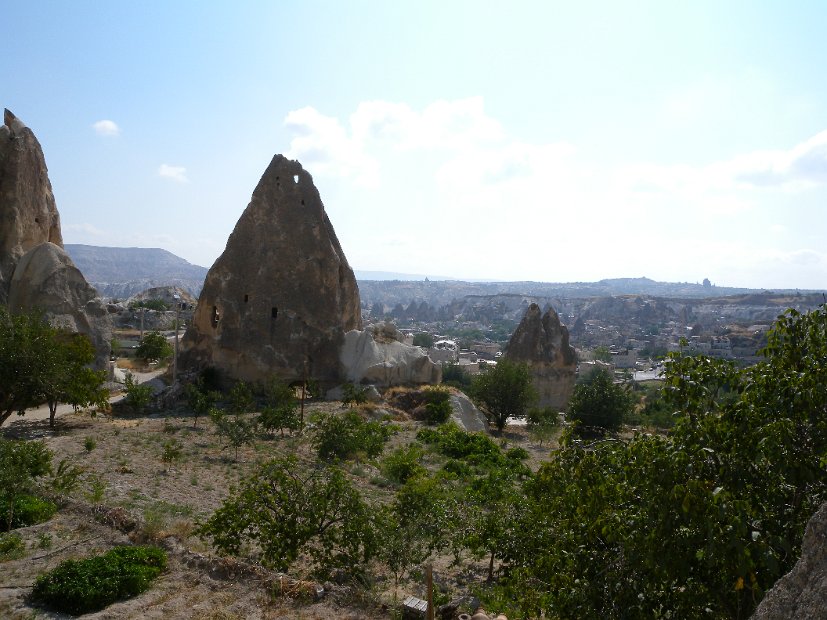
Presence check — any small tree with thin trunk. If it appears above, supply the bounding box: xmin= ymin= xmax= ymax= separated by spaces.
xmin=471 ymin=358 xmax=537 ymax=432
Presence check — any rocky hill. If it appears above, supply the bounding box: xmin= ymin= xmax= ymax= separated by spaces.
xmin=64 ymin=244 xmax=208 ymax=298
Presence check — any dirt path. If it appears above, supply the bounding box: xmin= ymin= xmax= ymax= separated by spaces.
xmin=9 ymin=368 xmax=166 ymax=424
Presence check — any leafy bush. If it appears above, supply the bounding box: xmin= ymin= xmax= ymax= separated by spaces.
xmin=381 ymin=445 xmax=426 ymax=484
xmin=494 ymin=305 xmax=827 ymax=618
xmin=197 ymin=457 xmax=374 ymax=576
xmin=123 ymin=373 xmax=153 ymax=412
xmin=566 ymin=368 xmax=632 ymax=434
xmin=0 ymin=532 xmax=24 ymax=561
xmin=312 ymin=411 xmax=391 ymax=461
xmin=441 ymin=361 xmax=472 ymax=389
xmin=423 ymin=387 xmax=452 ymax=424
xmin=32 ymin=545 xmax=167 ymax=615
xmin=341 ymin=382 xmax=369 ymax=407
xmin=134 ymin=331 xmax=173 ymax=362
xmin=258 ymin=378 xmax=299 ymax=437
xmin=417 ymin=422 xmax=529 ymax=477
xmin=525 ymin=406 xmax=560 ymax=445
xmin=0 ymin=438 xmax=53 ymax=530
xmin=0 ymin=494 xmax=57 ymax=529
xmin=471 ymin=359 xmax=537 ymax=432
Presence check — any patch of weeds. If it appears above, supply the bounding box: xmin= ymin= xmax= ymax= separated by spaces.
xmin=0 ymin=532 xmax=25 ymax=562
xmin=37 ymin=532 xmax=53 ymax=550
xmin=141 ymin=500 xmax=195 ymax=541
xmin=163 ymin=422 xmax=179 ymax=434
xmin=83 ymin=436 xmax=97 ymax=452
xmin=161 ymin=439 xmax=183 ymax=467
xmin=189 ymin=474 xmax=199 ymax=486
xmin=51 ymin=459 xmax=84 ymax=495
xmin=85 ymin=474 xmax=107 ymax=503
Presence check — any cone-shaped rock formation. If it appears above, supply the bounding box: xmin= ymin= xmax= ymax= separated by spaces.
xmin=0 ymin=109 xmax=63 ymax=302
xmin=504 ymin=303 xmax=577 ymax=410
xmin=180 ymin=155 xmax=362 ymax=384
xmin=0 ymin=109 xmax=111 ymax=367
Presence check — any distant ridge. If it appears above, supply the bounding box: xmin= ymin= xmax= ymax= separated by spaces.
xmin=64 ymin=244 xmax=208 ymax=298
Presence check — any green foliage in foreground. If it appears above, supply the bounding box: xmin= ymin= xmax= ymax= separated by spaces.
xmin=0 ymin=439 xmax=53 ymax=531
xmin=197 ymin=456 xmax=374 ymax=575
xmin=32 ymin=545 xmax=167 ymax=615
xmin=493 ymin=305 xmax=827 ymax=618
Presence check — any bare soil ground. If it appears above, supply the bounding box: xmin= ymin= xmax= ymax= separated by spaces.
xmin=0 ymin=391 xmax=559 ymax=619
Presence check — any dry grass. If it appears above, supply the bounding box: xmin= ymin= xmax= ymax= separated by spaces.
xmin=0 ymin=396 xmax=558 ymax=618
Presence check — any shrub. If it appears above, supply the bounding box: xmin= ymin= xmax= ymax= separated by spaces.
xmin=123 ymin=373 xmax=153 ymax=412
xmin=312 ymin=411 xmax=391 ymax=461
xmin=526 ymin=406 xmax=560 ymax=445
xmin=83 ymin=436 xmax=97 ymax=452
xmin=381 ymin=445 xmax=426 ymax=484
xmin=0 ymin=494 xmax=57 ymax=529
xmin=0 ymin=532 xmax=24 ymax=561
xmin=423 ymin=387 xmax=452 ymax=425
xmin=567 ymin=368 xmax=632 ymax=434
xmin=417 ymin=423 xmax=529 ymax=477
xmin=341 ymin=382 xmax=368 ymax=407
xmin=32 ymin=545 xmax=167 ymax=615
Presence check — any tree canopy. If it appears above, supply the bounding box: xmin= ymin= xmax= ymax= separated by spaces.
xmin=471 ymin=358 xmax=537 ymax=432
xmin=567 ymin=367 xmax=632 ymax=433
xmin=0 ymin=307 xmax=106 ymax=427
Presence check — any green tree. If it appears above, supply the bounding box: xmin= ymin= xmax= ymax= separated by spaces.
xmin=134 ymin=331 xmax=173 ymax=363
xmin=471 ymin=359 xmax=537 ymax=432
xmin=44 ymin=333 xmax=108 ymax=427
xmin=123 ymin=372 xmax=153 ymax=412
xmin=0 ymin=308 xmax=106 ymax=427
xmin=258 ymin=378 xmax=299 ymax=437
xmin=184 ymin=378 xmax=219 ymax=428
xmin=494 ymin=304 xmax=827 ymax=618
xmin=525 ymin=406 xmax=560 ymax=445
xmin=197 ymin=456 xmax=375 ymax=576
xmin=412 ymin=332 xmax=435 ymax=348
xmin=566 ymin=368 xmax=631 ymax=434
xmin=312 ymin=411 xmax=390 ymax=461
xmin=207 ymin=381 xmax=258 ymax=461
xmin=591 ymin=345 xmax=613 ymax=362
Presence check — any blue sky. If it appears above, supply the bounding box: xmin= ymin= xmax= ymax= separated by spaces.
xmin=3 ymin=1 xmax=827 ymax=289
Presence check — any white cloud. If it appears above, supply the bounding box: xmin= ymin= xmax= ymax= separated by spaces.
xmin=92 ymin=119 xmax=120 ymax=137
xmin=158 ymin=164 xmax=189 ymax=183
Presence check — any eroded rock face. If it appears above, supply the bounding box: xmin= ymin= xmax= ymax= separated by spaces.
xmin=504 ymin=303 xmax=576 ymax=410
xmin=0 ymin=109 xmax=63 ymax=302
xmin=339 ymin=323 xmax=441 ymax=386
xmin=180 ymin=155 xmax=361 ymax=384
xmin=9 ymin=242 xmax=112 ymax=369
xmin=752 ymin=501 xmax=827 ymax=619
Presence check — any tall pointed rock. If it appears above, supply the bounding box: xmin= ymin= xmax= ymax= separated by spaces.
xmin=180 ymin=155 xmax=362 ymax=384
xmin=0 ymin=109 xmax=63 ymax=302
xmin=0 ymin=109 xmax=111 ymax=367
xmin=504 ymin=303 xmax=577 ymax=410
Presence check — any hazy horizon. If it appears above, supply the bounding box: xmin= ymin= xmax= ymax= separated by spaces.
xmin=6 ymin=2 xmax=827 ymax=290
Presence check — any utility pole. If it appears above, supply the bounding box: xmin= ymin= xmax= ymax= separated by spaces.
xmin=173 ymin=294 xmax=181 ymax=383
